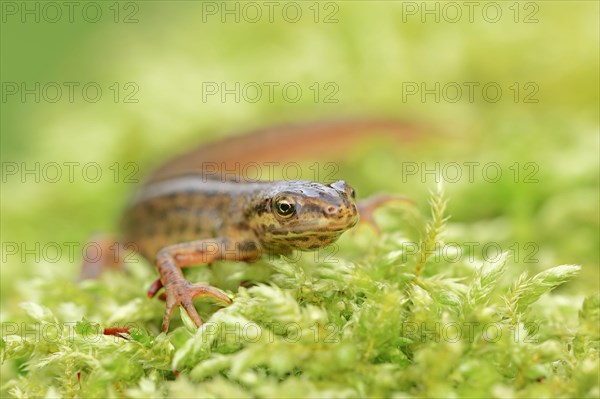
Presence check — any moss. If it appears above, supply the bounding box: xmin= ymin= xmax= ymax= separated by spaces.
xmin=2 ymin=187 xmax=597 ymax=398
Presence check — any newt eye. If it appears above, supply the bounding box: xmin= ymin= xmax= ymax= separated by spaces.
xmin=274 ymin=196 xmax=296 ymax=218
xmin=349 ymin=187 xmax=356 ymax=199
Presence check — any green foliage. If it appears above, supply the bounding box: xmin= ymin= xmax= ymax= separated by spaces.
xmin=504 ymin=265 xmax=582 ymax=325
xmin=2 ymin=188 xmax=597 ymax=398
xmin=415 ymin=182 xmax=448 ymax=278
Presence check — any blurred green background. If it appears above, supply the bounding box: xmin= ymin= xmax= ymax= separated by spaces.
xmin=1 ymin=0 xmax=598 ymax=317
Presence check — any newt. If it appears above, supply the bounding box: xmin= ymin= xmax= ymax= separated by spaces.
xmin=84 ymin=120 xmax=418 ymax=332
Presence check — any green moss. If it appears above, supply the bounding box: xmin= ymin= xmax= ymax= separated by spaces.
xmin=2 ymin=187 xmax=597 ymax=398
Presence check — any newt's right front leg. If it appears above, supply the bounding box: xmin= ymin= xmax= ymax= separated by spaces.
xmin=150 ymin=238 xmax=259 ymax=332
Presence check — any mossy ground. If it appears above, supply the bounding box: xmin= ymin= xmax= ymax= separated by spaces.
xmin=1 ymin=2 xmax=598 ymax=398
xmin=2 ymin=184 xmax=598 ymax=397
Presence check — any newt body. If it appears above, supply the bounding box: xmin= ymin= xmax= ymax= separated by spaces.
xmin=122 ymin=176 xmax=358 ymax=261
xmin=110 ymin=120 xmax=415 ymax=331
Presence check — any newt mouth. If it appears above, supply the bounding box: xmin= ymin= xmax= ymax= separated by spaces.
xmin=270 ymin=218 xmax=358 ymax=236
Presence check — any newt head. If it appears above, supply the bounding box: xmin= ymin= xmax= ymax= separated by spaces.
xmin=250 ymin=179 xmax=359 ymax=253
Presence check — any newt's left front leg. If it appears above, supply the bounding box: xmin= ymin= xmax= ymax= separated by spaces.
xmin=151 ymin=238 xmax=259 ymax=332
xmin=357 ymin=194 xmax=414 ymax=233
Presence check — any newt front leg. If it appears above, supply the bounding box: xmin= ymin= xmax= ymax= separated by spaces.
xmin=149 ymin=238 xmax=259 ymax=332
xmin=357 ymin=194 xmax=414 ymax=234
